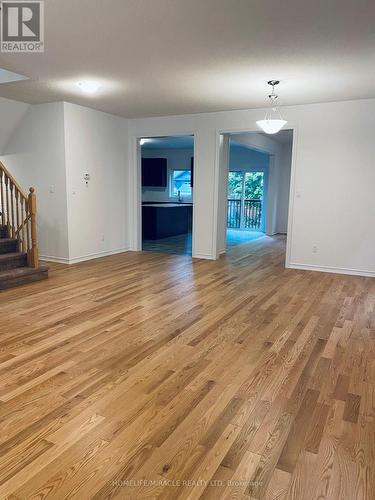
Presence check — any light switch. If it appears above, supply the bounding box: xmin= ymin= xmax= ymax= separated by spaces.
xmin=49 ymin=185 xmax=55 ymax=194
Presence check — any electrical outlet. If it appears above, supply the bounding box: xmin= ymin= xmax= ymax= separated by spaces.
xmin=312 ymin=245 xmax=318 ymax=254
xmin=101 ymin=234 xmax=105 ymax=242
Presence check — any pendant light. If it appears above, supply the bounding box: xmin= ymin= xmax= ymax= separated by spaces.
xmin=256 ymin=80 xmax=287 ymax=134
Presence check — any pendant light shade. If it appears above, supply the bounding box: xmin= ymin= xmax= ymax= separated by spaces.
xmin=256 ymin=119 xmax=287 ymax=135
xmin=257 ymin=80 xmax=287 ymax=134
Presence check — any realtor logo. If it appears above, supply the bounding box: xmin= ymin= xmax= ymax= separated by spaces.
xmin=1 ymin=1 xmax=44 ymax=52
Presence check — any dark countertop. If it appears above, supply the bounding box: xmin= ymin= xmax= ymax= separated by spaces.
xmin=142 ymin=203 xmax=192 ymax=207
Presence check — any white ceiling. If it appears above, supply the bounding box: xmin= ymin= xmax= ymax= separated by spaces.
xmin=0 ymin=0 xmax=374 ymax=118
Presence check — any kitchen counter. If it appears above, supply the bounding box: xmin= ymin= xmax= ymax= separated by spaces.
xmin=142 ymin=203 xmax=192 ymax=208
xmin=142 ymin=203 xmax=193 ymax=240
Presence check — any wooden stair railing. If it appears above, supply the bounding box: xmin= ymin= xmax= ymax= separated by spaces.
xmin=0 ymin=161 xmax=39 ymax=268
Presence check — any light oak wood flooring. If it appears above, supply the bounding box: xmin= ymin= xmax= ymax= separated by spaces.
xmin=0 ymin=235 xmax=374 ymax=499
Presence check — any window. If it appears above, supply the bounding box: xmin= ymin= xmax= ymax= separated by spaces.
xmin=170 ymin=169 xmax=192 ymax=197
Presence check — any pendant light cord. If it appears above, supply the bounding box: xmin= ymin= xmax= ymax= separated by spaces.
xmin=266 ymin=82 xmax=284 ymax=121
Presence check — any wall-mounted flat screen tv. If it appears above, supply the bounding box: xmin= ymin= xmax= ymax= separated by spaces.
xmin=141 ymin=158 xmax=167 ymax=187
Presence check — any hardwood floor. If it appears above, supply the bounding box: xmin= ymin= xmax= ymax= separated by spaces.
xmin=0 ymin=235 xmax=374 ymax=499
xmin=142 ymin=232 xmax=193 ymax=255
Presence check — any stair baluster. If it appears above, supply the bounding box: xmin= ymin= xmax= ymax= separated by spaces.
xmin=5 ymin=176 xmax=10 ymax=235
xmin=20 ymin=197 xmax=26 ymax=253
xmin=0 ymin=171 xmax=4 ymax=225
xmin=0 ymin=161 xmax=39 ymax=269
xmin=15 ymin=189 xmax=20 ymax=249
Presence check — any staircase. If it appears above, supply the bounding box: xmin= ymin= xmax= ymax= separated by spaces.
xmin=0 ymin=162 xmax=48 ymax=290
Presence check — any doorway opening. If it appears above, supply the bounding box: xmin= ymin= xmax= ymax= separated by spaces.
xmin=227 ymin=169 xmax=265 ymax=247
xmin=140 ymin=135 xmax=194 ymax=256
xmin=217 ymin=129 xmax=294 ymax=254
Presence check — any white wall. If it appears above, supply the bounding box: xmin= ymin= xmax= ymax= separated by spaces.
xmin=129 ymin=99 xmax=375 ymax=276
xmin=276 ymin=141 xmax=292 ymax=233
xmin=1 ymin=99 xmax=129 ymax=264
xmin=2 ymin=95 xmax=375 ymax=276
xmin=63 ymin=102 xmax=128 ymax=263
xmin=141 ymin=147 xmax=194 ymax=202
xmin=1 ymin=102 xmax=69 ymax=261
xmin=0 ymin=96 xmax=30 ymax=153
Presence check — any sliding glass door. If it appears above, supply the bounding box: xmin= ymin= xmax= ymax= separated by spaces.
xmin=227 ymin=171 xmax=264 ymax=230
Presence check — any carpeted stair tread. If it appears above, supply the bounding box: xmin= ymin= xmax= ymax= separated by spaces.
xmin=0 ymin=238 xmax=18 ymax=254
xmin=0 ymin=238 xmax=17 ymax=243
xmin=0 ymin=265 xmax=49 ymax=290
xmin=0 ymin=252 xmax=28 ymax=271
xmin=0 ymin=252 xmax=27 ymax=261
xmin=0 ymin=265 xmax=48 ymax=278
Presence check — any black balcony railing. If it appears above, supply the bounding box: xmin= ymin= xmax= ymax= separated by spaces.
xmin=227 ymin=199 xmax=262 ymax=229
xmin=227 ymin=199 xmax=241 ymax=228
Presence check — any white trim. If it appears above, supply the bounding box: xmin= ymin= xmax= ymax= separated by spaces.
xmin=212 ymin=130 xmax=222 ymax=259
xmin=40 ymin=247 xmax=130 ymax=265
xmin=265 ymin=154 xmax=275 ymax=235
xmin=285 ymin=127 xmax=298 ymax=269
xmin=130 ymin=131 xmax=196 ymax=256
xmin=288 ymin=262 xmax=375 ymax=278
xmin=39 ymin=255 xmax=70 ymax=264
xmin=193 ymin=252 xmax=216 ymax=260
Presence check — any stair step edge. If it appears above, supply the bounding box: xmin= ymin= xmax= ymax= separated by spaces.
xmin=0 ymin=252 xmax=26 ymax=260
xmin=0 ymin=266 xmax=48 ymax=279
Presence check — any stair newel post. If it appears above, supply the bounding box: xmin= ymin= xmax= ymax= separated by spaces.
xmin=28 ymin=187 xmax=38 ymax=268
xmin=0 ymin=170 xmax=4 ymax=225
xmin=25 ymin=198 xmax=30 ymax=256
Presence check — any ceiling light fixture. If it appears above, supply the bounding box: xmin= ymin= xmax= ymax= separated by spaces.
xmin=0 ymin=68 xmax=28 ymax=84
xmin=76 ymin=80 xmax=101 ymax=94
xmin=256 ymin=80 xmax=287 ymax=134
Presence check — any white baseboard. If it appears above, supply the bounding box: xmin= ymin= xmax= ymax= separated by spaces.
xmin=40 ymin=247 xmax=130 ymax=265
xmin=192 ymin=252 xmax=215 ymax=260
xmin=288 ymin=262 xmax=375 ymax=278
xmin=39 ymin=255 xmax=70 ymax=264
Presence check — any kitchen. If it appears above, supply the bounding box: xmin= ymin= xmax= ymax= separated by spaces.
xmin=140 ymin=135 xmax=194 ymax=255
